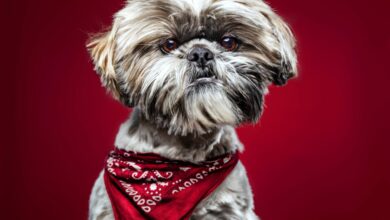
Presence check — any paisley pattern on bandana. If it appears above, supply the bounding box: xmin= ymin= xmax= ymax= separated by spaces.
xmin=104 ymin=149 xmax=239 ymax=220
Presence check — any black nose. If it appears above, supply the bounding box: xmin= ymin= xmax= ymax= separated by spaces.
xmin=187 ymin=47 xmax=214 ymax=68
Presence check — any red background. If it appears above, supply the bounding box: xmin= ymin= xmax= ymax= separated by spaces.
xmin=2 ymin=0 xmax=389 ymax=219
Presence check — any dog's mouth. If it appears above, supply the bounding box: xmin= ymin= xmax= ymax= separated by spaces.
xmin=195 ymin=75 xmax=217 ymax=82
xmin=188 ymin=75 xmax=221 ymax=88
xmin=189 ymin=68 xmax=221 ymax=85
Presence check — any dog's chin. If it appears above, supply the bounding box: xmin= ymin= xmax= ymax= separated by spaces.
xmin=148 ymin=83 xmax=243 ymax=136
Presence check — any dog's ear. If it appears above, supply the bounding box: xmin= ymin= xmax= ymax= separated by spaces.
xmin=87 ymin=24 xmax=122 ymax=100
xmin=261 ymin=6 xmax=298 ymax=86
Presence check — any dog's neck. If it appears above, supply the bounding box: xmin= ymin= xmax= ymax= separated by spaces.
xmin=115 ymin=107 xmax=243 ymax=162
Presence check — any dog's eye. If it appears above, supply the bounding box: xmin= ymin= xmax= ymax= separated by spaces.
xmin=220 ymin=37 xmax=239 ymax=51
xmin=160 ymin=39 xmax=178 ymax=53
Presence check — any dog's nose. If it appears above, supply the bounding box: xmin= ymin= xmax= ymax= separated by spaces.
xmin=187 ymin=47 xmax=214 ymax=68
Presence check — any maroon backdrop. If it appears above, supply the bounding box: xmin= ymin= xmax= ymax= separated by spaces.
xmin=2 ymin=0 xmax=389 ymax=219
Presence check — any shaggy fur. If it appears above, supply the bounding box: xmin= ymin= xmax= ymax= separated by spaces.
xmin=87 ymin=0 xmax=297 ymax=219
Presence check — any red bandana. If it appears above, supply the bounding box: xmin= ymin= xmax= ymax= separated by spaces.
xmin=104 ymin=149 xmax=239 ymax=220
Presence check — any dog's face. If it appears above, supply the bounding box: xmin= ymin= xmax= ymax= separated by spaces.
xmin=88 ymin=0 xmax=297 ymax=136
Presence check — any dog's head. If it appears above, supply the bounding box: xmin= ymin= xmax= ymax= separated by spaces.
xmin=87 ymin=0 xmax=297 ymax=135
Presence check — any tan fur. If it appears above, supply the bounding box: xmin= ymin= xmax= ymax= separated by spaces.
xmin=87 ymin=24 xmax=120 ymax=100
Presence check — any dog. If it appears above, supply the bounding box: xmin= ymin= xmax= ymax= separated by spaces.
xmin=87 ymin=0 xmax=297 ymax=219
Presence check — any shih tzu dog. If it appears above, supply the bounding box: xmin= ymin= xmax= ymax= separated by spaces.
xmin=87 ymin=0 xmax=297 ymax=219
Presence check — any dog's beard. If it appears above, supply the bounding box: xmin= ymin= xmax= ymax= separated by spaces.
xmin=130 ymin=39 xmax=265 ymax=136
